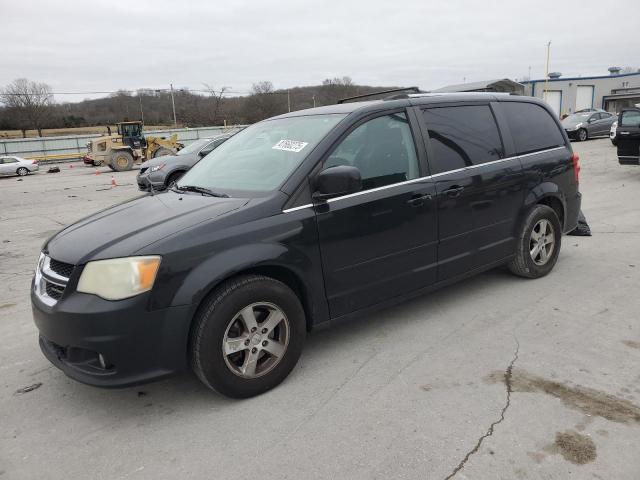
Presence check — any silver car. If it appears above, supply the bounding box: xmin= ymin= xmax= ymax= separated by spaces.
xmin=562 ymin=110 xmax=616 ymax=141
xmin=0 ymin=155 xmax=39 ymax=176
xmin=137 ymin=135 xmax=232 ymax=191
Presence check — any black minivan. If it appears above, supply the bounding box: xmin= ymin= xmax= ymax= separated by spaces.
xmin=32 ymin=93 xmax=581 ymax=398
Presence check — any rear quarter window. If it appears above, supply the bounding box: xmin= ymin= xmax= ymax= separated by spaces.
xmin=501 ymin=102 xmax=565 ymax=155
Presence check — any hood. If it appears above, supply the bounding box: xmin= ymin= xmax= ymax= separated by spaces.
xmin=45 ymin=191 xmax=249 ymax=265
xmin=562 ymin=115 xmax=589 ymax=127
xmin=140 ymin=154 xmax=182 ymax=170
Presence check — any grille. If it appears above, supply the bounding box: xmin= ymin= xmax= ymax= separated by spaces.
xmin=45 ymin=283 xmax=65 ymax=300
xmin=49 ymin=258 xmax=74 ymax=278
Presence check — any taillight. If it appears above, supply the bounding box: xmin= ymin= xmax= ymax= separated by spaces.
xmin=32 ymin=160 xmax=38 ymax=164
xmin=571 ymin=153 xmax=580 ymax=184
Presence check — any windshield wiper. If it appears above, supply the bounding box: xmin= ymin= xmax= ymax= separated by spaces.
xmin=172 ymin=184 xmax=229 ymax=198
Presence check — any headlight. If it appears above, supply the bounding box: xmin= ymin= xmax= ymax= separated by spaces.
xmin=575 ymin=122 xmax=583 ymax=128
xmin=149 ymin=164 xmax=165 ymax=173
xmin=77 ymin=256 xmax=161 ymax=300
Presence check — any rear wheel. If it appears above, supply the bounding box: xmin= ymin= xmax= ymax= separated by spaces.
xmin=16 ymin=167 xmax=29 ymax=176
xmin=577 ymin=128 xmax=588 ymax=142
xmin=110 ymin=151 xmax=134 ymax=172
xmin=190 ymin=275 xmax=306 ymax=398
xmin=92 ymin=159 xmax=104 ymax=167
xmin=508 ymin=204 xmax=562 ymax=278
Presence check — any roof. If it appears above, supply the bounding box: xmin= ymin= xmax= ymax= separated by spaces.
xmin=432 ymin=78 xmax=524 ymax=93
xmin=270 ymin=92 xmax=542 ymax=120
xmin=522 ymin=71 xmax=640 ymax=84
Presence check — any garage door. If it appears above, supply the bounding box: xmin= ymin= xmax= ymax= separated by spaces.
xmin=544 ymin=91 xmax=562 ymax=117
xmin=576 ymin=85 xmax=594 ymax=111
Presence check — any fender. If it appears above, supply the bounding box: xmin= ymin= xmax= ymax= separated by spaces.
xmin=168 ymin=241 xmax=329 ymax=326
xmin=522 ymin=181 xmax=567 ymax=228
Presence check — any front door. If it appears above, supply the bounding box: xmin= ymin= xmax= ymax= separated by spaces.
xmin=421 ymin=103 xmax=524 ymax=280
xmin=617 ymin=109 xmax=640 ymax=165
xmin=315 ymin=111 xmax=438 ymax=318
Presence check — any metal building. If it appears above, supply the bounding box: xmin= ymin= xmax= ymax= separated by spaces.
xmin=521 ymin=67 xmax=640 ymax=117
xmin=431 ymin=78 xmax=525 ymax=95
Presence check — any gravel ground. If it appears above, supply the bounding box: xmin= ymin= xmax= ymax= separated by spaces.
xmin=1 ymin=139 xmax=639 ymax=479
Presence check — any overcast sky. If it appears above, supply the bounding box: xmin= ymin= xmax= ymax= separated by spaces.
xmin=2 ymin=0 xmax=639 ymax=101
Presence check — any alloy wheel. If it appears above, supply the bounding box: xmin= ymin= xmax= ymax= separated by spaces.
xmin=530 ymin=219 xmax=555 ymax=266
xmin=222 ymin=302 xmax=290 ymax=378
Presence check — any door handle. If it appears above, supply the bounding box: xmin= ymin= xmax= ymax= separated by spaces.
xmin=407 ymin=193 xmax=432 ymax=207
xmin=442 ymin=186 xmax=464 ymax=198
xmin=619 ymin=131 xmax=630 ymax=135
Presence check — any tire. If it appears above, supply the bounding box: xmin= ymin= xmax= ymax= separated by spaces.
xmin=110 ymin=150 xmax=134 ymax=172
xmin=107 ymin=164 xmax=115 ymax=171
xmin=577 ymin=128 xmax=588 ymax=142
xmin=16 ymin=167 xmax=29 ymax=176
xmin=153 ymin=147 xmax=173 ymax=158
xmin=92 ymin=160 xmax=104 ymax=167
xmin=611 ymin=138 xmax=617 ymax=147
xmin=165 ymin=170 xmax=184 ymax=188
xmin=508 ymin=204 xmax=562 ymax=279
xmin=190 ymin=274 xmax=306 ymax=398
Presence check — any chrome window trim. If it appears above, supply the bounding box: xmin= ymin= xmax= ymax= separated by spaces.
xmin=281 ymin=146 xmax=568 ymax=212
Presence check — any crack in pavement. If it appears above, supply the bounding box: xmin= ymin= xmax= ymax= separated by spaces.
xmin=443 ymin=340 xmax=520 ymax=480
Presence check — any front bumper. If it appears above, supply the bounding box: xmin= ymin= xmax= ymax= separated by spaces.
xmin=31 ymin=285 xmax=193 ymax=388
xmin=136 ymin=171 xmax=166 ymax=192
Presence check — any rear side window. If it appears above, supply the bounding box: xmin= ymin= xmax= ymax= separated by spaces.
xmin=620 ymin=110 xmax=640 ymax=127
xmin=501 ymin=102 xmax=565 ymax=155
xmin=422 ymin=105 xmax=504 ymax=175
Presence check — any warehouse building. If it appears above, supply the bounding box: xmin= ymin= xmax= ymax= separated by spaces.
xmin=522 ymin=67 xmax=640 ymax=117
xmin=431 ymin=78 xmax=525 ymax=95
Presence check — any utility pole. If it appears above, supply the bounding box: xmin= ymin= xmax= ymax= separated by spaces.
xmin=170 ymin=83 xmax=177 ymax=127
xmin=287 ymin=90 xmax=291 ymax=113
xmin=139 ymin=95 xmax=144 ymax=124
xmin=543 ymin=41 xmax=551 ymax=101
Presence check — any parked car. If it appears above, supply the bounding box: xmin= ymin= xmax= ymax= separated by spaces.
xmin=562 ymin=110 xmax=616 ymax=141
xmin=616 ymin=108 xmax=640 ymax=165
xmin=610 ymin=120 xmax=618 ymax=146
xmin=0 ymin=156 xmax=39 ymax=176
xmin=137 ymin=134 xmax=232 ymax=191
xmin=31 ymin=93 xmax=581 ymax=398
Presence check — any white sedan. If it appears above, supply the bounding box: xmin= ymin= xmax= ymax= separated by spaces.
xmin=0 ymin=156 xmax=39 ymax=176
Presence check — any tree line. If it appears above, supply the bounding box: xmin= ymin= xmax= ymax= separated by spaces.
xmin=0 ymin=77 xmax=397 ymax=137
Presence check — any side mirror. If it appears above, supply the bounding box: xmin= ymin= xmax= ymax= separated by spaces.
xmin=313 ymin=165 xmax=362 ymax=200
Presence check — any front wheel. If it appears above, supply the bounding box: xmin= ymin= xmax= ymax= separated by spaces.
xmin=110 ymin=151 xmax=134 ymax=171
xmin=508 ymin=204 xmax=562 ymax=278
xmin=16 ymin=167 xmax=29 ymax=176
xmin=577 ymin=128 xmax=588 ymax=142
xmin=190 ymin=275 xmax=306 ymax=398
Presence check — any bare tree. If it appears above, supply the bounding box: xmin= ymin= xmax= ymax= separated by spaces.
xmin=0 ymin=78 xmax=54 ymax=136
xmin=204 ymin=84 xmax=230 ymax=125
xmin=244 ymin=81 xmax=284 ymax=122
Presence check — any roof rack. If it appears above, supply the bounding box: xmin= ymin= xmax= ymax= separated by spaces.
xmin=407 ymin=92 xmax=514 ymax=98
xmin=337 ymin=87 xmax=422 ymax=104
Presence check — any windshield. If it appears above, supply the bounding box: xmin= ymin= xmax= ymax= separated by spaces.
xmin=176 ymin=114 xmax=345 ymax=195
xmin=177 ymin=138 xmax=211 ymax=156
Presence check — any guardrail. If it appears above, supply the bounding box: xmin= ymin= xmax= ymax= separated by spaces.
xmin=0 ymin=125 xmax=247 ymax=163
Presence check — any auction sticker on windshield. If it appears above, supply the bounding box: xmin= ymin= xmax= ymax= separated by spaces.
xmin=272 ymin=139 xmax=308 ymax=153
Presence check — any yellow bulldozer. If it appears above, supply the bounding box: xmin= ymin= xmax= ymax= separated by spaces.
xmin=83 ymin=121 xmax=183 ymax=171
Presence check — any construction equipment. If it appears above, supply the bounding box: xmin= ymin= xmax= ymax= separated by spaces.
xmin=83 ymin=121 xmax=183 ymax=171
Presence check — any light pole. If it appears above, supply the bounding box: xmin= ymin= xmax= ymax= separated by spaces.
xmin=170 ymin=83 xmax=177 ymax=127
xmin=543 ymin=41 xmax=551 ymax=102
